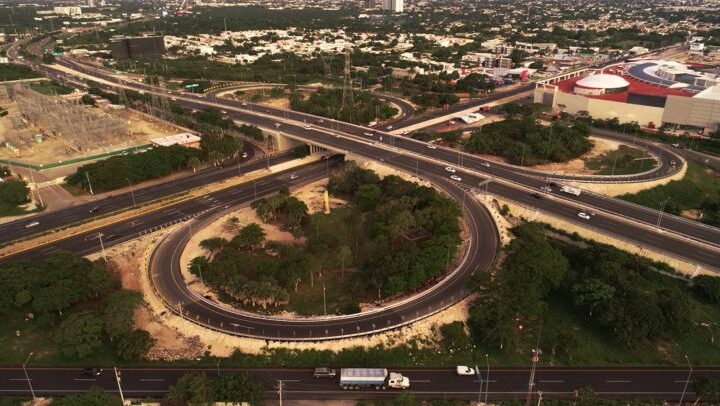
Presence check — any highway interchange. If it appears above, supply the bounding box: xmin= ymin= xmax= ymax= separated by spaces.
xmin=1 ymin=36 xmax=719 ymax=401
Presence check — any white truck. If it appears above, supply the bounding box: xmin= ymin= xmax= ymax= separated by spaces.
xmin=560 ymin=185 xmax=582 ymax=196
xmin=339 ymin=368 xmax=410 ymax=390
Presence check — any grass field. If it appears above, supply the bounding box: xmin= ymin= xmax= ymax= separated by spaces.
xmin=583 ymin=144 xmax=655 ymax=175
xmin=619 ymin=161 xmax=720 ymax=227
xmin=28 ymin=80 xmax=73 ymax=96
xmin=0 ymin=64 xmax=41 ymax=82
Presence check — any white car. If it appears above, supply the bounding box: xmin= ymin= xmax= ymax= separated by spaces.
xmin=242 ymin=152 xmax=248 ymax=158
xmin=241 ymin=102 xmax=248 ymax=106
xmin=290 ymin=174 xmax=298 ymax=180
xmin=304 ymin=124 xmax=312 ymax=129
xmin=445 ymin=166 xmax=456 ymax=173
xmin=364 ymin=132 xmax=374 ymax=137
xmin=540 ymin=186 xmax=552 ymax=192
xmin=386 ymin=125 xmax=393 ymax=130
xmin=274 ymin=122 xmax=281 ymax=128
xmin=578 ymin=212 xmax=591 ymax=220
xmin=427 ymin=144 xmax=437 ymax=149
xmin=450 ymin=175 xmax=462 ymax=182
xmin=25 ymin=221 xmax=40 ymax=228
xmin=221 ymin=110 xmax=227 ymax=114
xmin=456 ymin=366 xmax=475 ymax=376
xmin=480 ymin=162 xmax=491 ymax=168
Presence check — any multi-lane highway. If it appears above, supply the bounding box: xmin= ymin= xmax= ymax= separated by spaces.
xmin=0 ymin=366 xmax=715 ymax=401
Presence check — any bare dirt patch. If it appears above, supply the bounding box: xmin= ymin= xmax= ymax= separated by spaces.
xmin=531 ymin=136 xmax=622 ymax=175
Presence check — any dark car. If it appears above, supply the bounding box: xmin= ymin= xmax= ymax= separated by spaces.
xmin=82 ymin=367 xmax=102 ymax=377
xmin=89 ymin=206 xmax=101 ymax=214
xmin=531 ymin=193 xmax=542 ymax=199
xmin=313 ymin=367 xmax=336 ymax=378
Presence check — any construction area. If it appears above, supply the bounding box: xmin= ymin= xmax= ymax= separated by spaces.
xmin=0 ymin=84 xmax=179 ymax=166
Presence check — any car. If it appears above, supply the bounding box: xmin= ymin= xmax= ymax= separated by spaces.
xmin=450 ymin=175 xmax=462 ymax=182
xmin=531 ymin=193 xmax=542 ymax=199
xmin=445 ymin=166 xmax=456 ymax=173
xmin=670 ymin=160 xmax=677 ymax=165
xmin=540 ymin=186 xmax=552 ymax=192
xmin=82 ymin=368 xmax=102 ymax=377
xmin=317 ymin=119 xmax=325 ymax=124
xmin=25 ymin=221 xmax=40 ymax=228
xmin=427 ymin=144 xmax=437 ymax=149
xmin=221 ymin=110 xmax=227 ymax=114
xmin=313 ymin=367 xmax=336 ymax=378
xmin=241 ymin=102 xmax=248 ymax=106
xmin=89 ymin=206 xmax=100 ymax=214
xmin=386 ymin=125 xmax=393 ymax=130
xmin=274 ymin=122 xmax=281 ymax=128
xmin=364 ymin=132 xmax=374 ymax=137
xmin=480 ymin=162 xmax=491 ymax=168
xmin=456 ymin=366 xmax=475 ymax=376
xmin=290 ymin=174 xmax=298 ymax=180
xmin=578 ymin=212 xmax=591 ymax=220
xmin=242 ymin=152 xmax=248 ymax=158
xmin=304 ymin=124 xmax=312 ymax=129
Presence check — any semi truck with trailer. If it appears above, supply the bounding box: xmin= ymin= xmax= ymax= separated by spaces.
xmin=560 ymin=185 xmax=582 ymax=196
xmin=339 ymin=368 xmax=410 ymax=390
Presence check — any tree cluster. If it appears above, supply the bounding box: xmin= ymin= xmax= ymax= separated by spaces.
xmin=289 ymin=87 xmax=398 ymax=126
xmin=464 ymin=106 xmax=592 ymax=165
xmin=166 ymin=372 xmax=264 ymax=405
xmin=65 ymin=145 xmax=203 ymax=194
xmin=0 ymin=253 xmax=154 ymax=360
xmin=251 ymin=187 xmax=310 ymax=232
xmin=469 ymin=223 xmax=698 ymax=355
xmin=0 ymin=178 xmax=30 ymax=210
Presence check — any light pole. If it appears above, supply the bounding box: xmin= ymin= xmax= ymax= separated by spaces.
xmin=525 ymin=348 xmax=542 ymax=406
xmin=678 ymin=355 xmax=693 ymax=406
xmin=322 ymin=283 xmax=327 ymax=316
xmin=126 ymin=178 xmax=136 ymax=208
xmin=656 ymin=197 xmax=672 ymax=230
xmin=113 ymin=367 xmax=125 ymax=404
xmin=485 ymin=354 xmax=490 ymax=403
xmin=22 ymin=352 xmax=36 ymax=401
xmin=85 ymin=171 xmax=94 ymax=195
xmin=98 ymin=232 xmax=107 ymax=262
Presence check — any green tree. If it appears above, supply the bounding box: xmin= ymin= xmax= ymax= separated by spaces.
xmin=213 ymin=372 xmax=264 ymax=405
xmin=572 ymin=278 xmax=615 ymax=316
xmin=200 ymin=237 xmax=227 ymax=258
xmin=0 ymin=179 xmax=29 ymax=207
xmin=53 ymin=310 xmax=105 ymax=357
xmin=166 ymin=373 xmax=213 ymax=405
xmin=80 ymin=94 xmax=96 ymax=106
xmin=234 ymin=223 xmax=266 ymax=249
xmin=354 ymin=184 xmax=382 ymax=212
xmin=42 ymin=53 xmax=55 ymax=64
xmin=336 ymin=245 xmax=353 ymax=279
xmin=52 ymin=386 xmax=122 ymax=406
xmin=693 ymin=275 xmax=720 ymax=304
xmin=188 ymin=156 xmax=202 ymax=173
xmin=116 ymin=329 xmax=155 ymax=360
xmin=694 ymin=376 xmax=720 ymax=404
xmin=103 ymin=289 xmax=142 ymax=341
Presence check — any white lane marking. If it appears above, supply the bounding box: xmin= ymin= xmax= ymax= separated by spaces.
xmin=73 ymin=378 xmax=96 ymax=381
xmin=605 ymin=380 xmax=631 ymax=383
xmin=413 ymin=379 xmax=431 ymax=383
xmin=539 ymin=380 xmax=564 ymax=383
xmin=9 ymin=378 xmax=30 ymax=381
xmin=140 ymin=379 xmax=165 ymax=382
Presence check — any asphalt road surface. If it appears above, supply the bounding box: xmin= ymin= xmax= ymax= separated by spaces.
xmin=0 ymin=366 xmax=716 ymax=401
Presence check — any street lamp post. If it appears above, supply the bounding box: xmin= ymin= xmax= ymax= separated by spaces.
xmin=126 ymin=178 xmax=136 ymax=208
xmin=22 ymin=352 xmax=36 ymax=401
xmin=657 ymin=197 xmax=672 ymax=230
xmin=678 ymin=355 xmax=693 ymax=406
xmin=485 ymin=354 xmax=490 ymax=403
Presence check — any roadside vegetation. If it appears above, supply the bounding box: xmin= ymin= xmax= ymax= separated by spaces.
xmin=28 ymin=80 xmax=73 ymax=96
xmin=0 ymin=64 xmax=41 ymax=82
xmin=618 ymin=162 xmax=720 ymax=227
xmin=289 ymin=87 xmax=398 ymax=126
xmin=191 ymin=163 xmax=462 ymax=315
xmin=64 ymin=145 xmax=204 ymax=194
xmin=463 ymin=103 xmax=592 ymax=165
xmin=0 ymin=167 xmax=31 ymax=216
xmin=583 ymin=144 xmax=655 ymax=175
xmin=166 ymin=372 xmax=264 ymax=405
xmin=0 ymin=253 xmax=154 ymax=365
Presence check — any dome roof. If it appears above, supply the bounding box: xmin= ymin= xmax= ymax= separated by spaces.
xmin=576 ymin=74 xmax=630 ymax=89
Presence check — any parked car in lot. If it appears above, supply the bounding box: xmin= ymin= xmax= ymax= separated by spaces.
xmin=456 ymin=366 xmax=475 ymax=376
xmin=314 ymin=367 xmax=336 ymax=378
